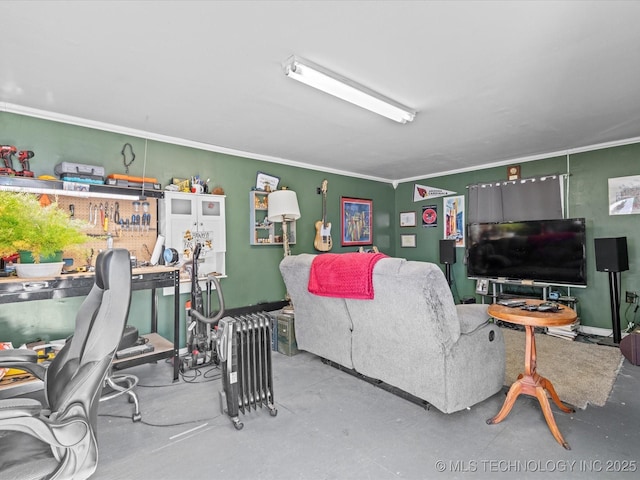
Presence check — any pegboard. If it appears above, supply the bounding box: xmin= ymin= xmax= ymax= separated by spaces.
xmin=46 ymin=194 xmax=158 ymax=270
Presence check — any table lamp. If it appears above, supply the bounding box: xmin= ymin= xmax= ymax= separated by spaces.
xmin=267 ymin=189 xmax=301 ymax=257
xmin=268 ymin=189 xmax=301 ymax=314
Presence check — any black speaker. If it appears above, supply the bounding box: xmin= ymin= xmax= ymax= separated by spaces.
xmin=594 ymin=237 xmax=629 ymax=272
xmin=439 ymin=239 xmax=456 ymax=265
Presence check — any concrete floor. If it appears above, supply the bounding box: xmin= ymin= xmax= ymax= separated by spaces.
xmin=90 ymin=349 xmax=640 ymax=480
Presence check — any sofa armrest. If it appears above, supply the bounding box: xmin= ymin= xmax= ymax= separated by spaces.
xmin=455 ymin=304 xmax=491 ymax=334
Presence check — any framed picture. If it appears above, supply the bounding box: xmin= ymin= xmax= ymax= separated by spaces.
xmin=255 ymin=171 xmax=280 ymax=192
xmin=400 ymin=211 xmax=416 ymax=227
xmin=475 ymin=278 xmax=489 ymax=295
xmin=608 ymin=175 xmax=640 ymax=215
xmin=422 ymin=204 xmax=438 ymax=228
xmin=444 ymin=195 xmax=465 ymax=248
xmin=507 ymin=165 xmax=521 ymax=180
xmin=400 ymin=234 xmax=416 ymax=248
xmin=341 ymin=197 xmax=373 ymax=246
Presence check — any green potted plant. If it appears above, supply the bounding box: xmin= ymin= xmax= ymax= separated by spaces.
xmin=0 ymin=191 xmax=88 ymax=276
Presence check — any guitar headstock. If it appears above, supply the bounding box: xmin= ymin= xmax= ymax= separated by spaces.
xmin=321 ymin=179 xmax=328 ymax=194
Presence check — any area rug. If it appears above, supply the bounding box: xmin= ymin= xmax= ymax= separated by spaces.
xmin=501 ymin=327 xmax=624 ymax=409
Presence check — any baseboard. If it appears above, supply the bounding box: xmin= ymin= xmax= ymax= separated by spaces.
xmin=224 ymin=300 xmax=289 ymax=317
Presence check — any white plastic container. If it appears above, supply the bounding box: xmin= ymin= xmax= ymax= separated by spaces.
xmin=15 ymin=262 xmax=64 ymax=278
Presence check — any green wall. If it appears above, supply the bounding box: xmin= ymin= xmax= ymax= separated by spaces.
xmin=1 ymin=111 xmax=639 ymax=345
xmin=394 ymin=146 xmax=640 ymax=330
xmin=0 ymin=112 xmax=394 ymax=346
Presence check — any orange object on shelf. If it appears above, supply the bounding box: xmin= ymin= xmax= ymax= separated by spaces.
xmin=107 ymin=174 xmax=159 ymax=184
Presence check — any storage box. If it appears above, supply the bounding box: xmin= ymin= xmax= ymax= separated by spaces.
xmin=277 ymin=313 xmax=298 ymax=356
xmin=54 ymin=162 xmax=105 ymax=179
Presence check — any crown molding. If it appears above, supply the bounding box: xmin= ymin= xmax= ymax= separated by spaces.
xmin=3 ymin=102 xmax=639 ymax=186
xmin=0 ymin=102 xmax=390 ymax=184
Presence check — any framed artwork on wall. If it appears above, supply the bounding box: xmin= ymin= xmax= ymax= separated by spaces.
xmin=422 ymin=205 xmax=438 ymax=228
xmin=255 ymin=171 xmax=280 ymax=192
xmin=507 ymin=165 xmax=521 ymax=180
xmin=608 ymin=175 xmax=640 ymax=215
xmin=341 ymin=197 xmax=373 ymax=246
xmin=444 ymin=195 xmax=465 ymax=247
xmin=400 ymin=211 xmax=416 ymax=227
xmin=400 ymin=234 xmax=416 ymax=248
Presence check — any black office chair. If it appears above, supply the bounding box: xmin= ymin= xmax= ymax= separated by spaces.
xmin=0 ymin=248 xmax=132 ymax=480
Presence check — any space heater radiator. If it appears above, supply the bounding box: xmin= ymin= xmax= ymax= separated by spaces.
xmin=217 ymin=312 xmax=278 ymax=430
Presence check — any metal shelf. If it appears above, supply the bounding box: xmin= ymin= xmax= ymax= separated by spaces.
xmin=0 ymin=176 xmax=163 ymax=199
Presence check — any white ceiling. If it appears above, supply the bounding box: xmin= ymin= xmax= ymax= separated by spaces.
xmin=2 ymin=1 xmax=640 ymax=184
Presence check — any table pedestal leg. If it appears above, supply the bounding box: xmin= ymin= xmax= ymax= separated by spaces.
xmin=487 ymin=326 xmax=574 ymax=450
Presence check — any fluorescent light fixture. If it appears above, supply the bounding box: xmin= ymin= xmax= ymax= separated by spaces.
xmin=284 ymin=55 xmax=416 ymax=124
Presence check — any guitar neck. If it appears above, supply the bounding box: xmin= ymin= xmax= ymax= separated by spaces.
xmin=314 ymin=181 xmax=332 ymax=251
xmin=321 ymin=191 xmax=327 ymax=225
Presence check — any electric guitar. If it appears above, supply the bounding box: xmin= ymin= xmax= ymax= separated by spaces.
xmin=314 ymin=180 xmax=332 ymax=251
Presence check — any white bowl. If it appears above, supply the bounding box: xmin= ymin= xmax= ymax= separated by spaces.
xmin=15 ymin=262 xmax=64 ymax=278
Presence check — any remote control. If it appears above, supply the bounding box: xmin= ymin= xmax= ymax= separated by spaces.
xmin=498 ymin=299 xmax=526 ymax=307
xmin=537 ymin=302 xmax=560 ymax=312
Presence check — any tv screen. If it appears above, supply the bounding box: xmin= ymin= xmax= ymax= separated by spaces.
xmin=466 ymin=218 xmax=587 ymax=286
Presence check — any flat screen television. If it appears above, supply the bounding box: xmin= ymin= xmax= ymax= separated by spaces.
xmin=466 ymin=218 xmax=587 ymax=286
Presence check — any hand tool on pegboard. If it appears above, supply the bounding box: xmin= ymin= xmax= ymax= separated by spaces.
xmin=142 ymin=213 xmax=151 ymax=232
xmin=103 ymin=202 xmax=109 ymax=232
xmin=132 ymin=213 xmax=140 ymax=234
xmin=142 ymin=201 xmax=151 ymax=232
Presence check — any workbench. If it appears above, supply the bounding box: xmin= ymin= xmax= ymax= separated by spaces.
xmin=0 ymin=265 xmax=181 ymax=381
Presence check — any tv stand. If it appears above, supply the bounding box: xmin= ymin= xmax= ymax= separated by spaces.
xmin=476 ymin=279 xmax=579 ymax=313
xmin=485 ymin=279 xmax=552 ymax=304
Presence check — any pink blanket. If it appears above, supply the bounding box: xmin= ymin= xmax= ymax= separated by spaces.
xmin=308 ymin=252 xmax=387 ymax=299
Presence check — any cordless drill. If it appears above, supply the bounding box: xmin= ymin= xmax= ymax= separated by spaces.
xmin=16 ymin=150 xmax=35 ymax=177
xmin=0 ymin=145 xmax=17 ymax=175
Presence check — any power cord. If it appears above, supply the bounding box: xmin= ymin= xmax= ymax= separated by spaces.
xmin=450 ymin=266 xmax=461 ymax=303
xmin=99 ymin=412 xmax=225 ymax=428
xmin=177 ymin=354 xmax=221 ymax=383
xmin=624 ymin=303 xmax=639 ymax=333
xmin=100 ymin=360 xmax=225 ymax=427
xmin=179 ymin=366 xmax=221 ymax=383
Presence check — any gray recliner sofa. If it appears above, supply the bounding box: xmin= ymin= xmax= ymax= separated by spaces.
xmin=279 ymin=254 xmax=505 ymax=414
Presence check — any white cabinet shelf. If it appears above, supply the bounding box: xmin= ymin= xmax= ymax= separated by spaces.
xmin=159 ymin=192 xmax=226 ymax=276
xmin=250 ymin=190 xmax=296 ymax=246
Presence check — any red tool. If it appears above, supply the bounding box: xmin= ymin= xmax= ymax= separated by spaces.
xmin=16 ymin=150 xmax=35 ymax=177
xmin=0 ymin=145 xmax=17 ymax=175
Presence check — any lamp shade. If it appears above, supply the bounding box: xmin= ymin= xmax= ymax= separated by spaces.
xmin=267 ymin=190 xmax=301 ymax=223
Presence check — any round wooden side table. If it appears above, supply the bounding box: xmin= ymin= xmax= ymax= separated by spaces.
xmin=487 ymin=299 xmax=578 ymax=450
